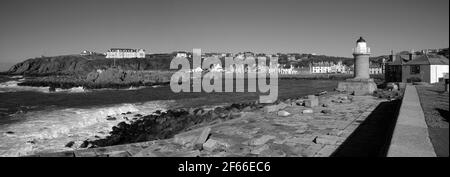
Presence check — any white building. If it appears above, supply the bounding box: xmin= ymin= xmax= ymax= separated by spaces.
xmin=369 ymin=62 xmax=383 ymax=74
xmin=106 ymin=48 xmax=146 ymax=59
xmin=175 ymin=52 xmax=189 ymax=58
xmin=310 ymin=61 xmax=347 ymax=73
xmin=81 ymin=50 xmax=94 ymax=56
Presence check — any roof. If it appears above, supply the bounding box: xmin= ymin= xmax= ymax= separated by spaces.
xmin=357 ymin=37 xmax=366 ymax=43
xmin=388 ymin=55 xmax=409 ymax=66
xmin=404 ymin=54 xmax=449 ymax=65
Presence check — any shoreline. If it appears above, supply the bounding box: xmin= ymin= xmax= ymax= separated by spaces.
xmin=25 ymin=87 xmax=402 ymax=157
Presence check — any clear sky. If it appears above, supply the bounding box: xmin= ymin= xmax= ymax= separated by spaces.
xmin=0 ymin=0 xmax=448 ymax=63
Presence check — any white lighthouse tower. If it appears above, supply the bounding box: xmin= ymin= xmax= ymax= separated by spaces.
xmin=337 ymin=36 xmax=377 ymax=95
xmin=353 ymin=37 xmax=371 ymax=79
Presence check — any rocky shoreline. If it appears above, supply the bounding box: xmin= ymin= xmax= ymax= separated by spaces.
xmin=67 ymin=88 xmax=402 ymax=155
xmin=27 ymin=88 xmax=403 ymax=157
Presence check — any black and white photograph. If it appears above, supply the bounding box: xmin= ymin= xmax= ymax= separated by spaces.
xmin=0 ymin=0 xmax=448 ymax=174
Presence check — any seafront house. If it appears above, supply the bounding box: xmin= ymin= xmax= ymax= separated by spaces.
xmin=175 ymin=51 xmax=190 ymax=58
xmin=106 ymin=48 xmax=146 ymax=59
xmin=401 ymin=54 xmax=449 ymax=83
xmin=310 ymin=61 xmax=347 ymax=74
xmin=369 ymin=61 xmax=383 ymax=74
xmin=385 ymin=50 xmax=449 ymax=83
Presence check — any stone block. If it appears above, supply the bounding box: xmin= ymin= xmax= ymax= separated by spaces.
xmin=193 ymin=127 xmax=211 ymax=150
xmin=277 ymin=110 xmax=291 ymax=117
xmin=304 ymin=98 xmax=319 ymax=108
xmin=106 ymin=151 xmax=130 ymax=157
xmin=203 ymin=138 xmax=230 ymax=152
xmin=249 ymin=135 xmax=276 ymax=146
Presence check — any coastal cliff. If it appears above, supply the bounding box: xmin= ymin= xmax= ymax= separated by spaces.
xmin=7 ymin=54 xmax=174 ymax=76
xmin=18 ymin=68 xmax=174 ymax=89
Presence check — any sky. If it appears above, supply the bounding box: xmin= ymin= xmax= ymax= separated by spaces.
xmin=0 ymin=0 xmax=448 ymax=64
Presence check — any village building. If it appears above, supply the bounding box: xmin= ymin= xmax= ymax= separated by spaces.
xmin=401 ymin=54 xmax=449 ymax=83
xmin=105 ymin=48 xmax=146 ymax=59
xmin=310 ymin=61 xmax=347 ymax=74
xmin=369 ymin=62 xmax=383 ymax=74
xmin=385 ymin=50 xmax=449 ymax=83
xmin=80 ymin=50 xmax=94 ymax=56
xmin=174 ymin=51 xmax=191 ymax=58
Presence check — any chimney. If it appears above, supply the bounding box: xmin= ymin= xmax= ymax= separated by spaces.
xmin=390 ymin=50 xmax=396 ymax=62
xmin=409 ymin=49 xmax=415 ymax=61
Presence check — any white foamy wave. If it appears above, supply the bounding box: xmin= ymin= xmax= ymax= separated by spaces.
xmin=0 ymin=100 xmax=173 ymax=157
xmin=9 ymin=75 xmax=23 ymax=79
xmin=0 ymin=80 xmax=89 ymax=93
xmin=0 ymin=81 xmax=50 ymax=93
xmin=55 ymin=86 xmax=87 ymax=93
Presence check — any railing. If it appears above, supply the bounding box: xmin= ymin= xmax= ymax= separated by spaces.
xmin=353 ymin=47 xmax=371 ymax=54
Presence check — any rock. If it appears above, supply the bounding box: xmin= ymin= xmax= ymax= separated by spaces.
xmin=173 ymin=134 xmax=197 ymax=146
xmin=5 ymin=131 xmax=14 ymax=134
xmin=65 ymin=141 xmax=75 ymax=148
xmin=321 ymin=109 xmax=332 ymax=114
xmin=79 ymin=140 xmax=90 ymax=148
xmin=250 ymin=144 xmax=270 ymax=155
xmin=106 ymin=117 xmax=117 ymax=121
xmin=193 ymin=127 xmax=211 ymax=150
xmin=312 ymin=135 xmax=343 ymax=145
xmin=107 ymin=151 xmax=130 ymax=157
xmin=171 ymin=150 xmax=201 ymax=157
xmin=338 ymin=96 xmax=348 ymax=100
xmin=249 ymin=135 xmax=276 ymax=146
xmin=126 ymin=111 xmax=132 ymax=114
xmin=322 ymin=104 xmax=328 ymax=107
xmin=304 ymin=98 xmax=319 ymax=108
xmin=134 ymin=114 xmax=143 ymax=117
xmin=202 ymin=138 xmax=230 ymax=152
xmin=263 ymin=103 xmax=288 ymax=113
xmin=277 ymin=110 xmax=291 ymax=117
xmin=133 ymin=148 xmax=159 ymax=157
xmin=307 ymin=95 xmax=316 ymax=99
xmin=302 ymin=109 xmax=314 ymax=114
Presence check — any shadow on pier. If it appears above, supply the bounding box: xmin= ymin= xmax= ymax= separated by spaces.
xmin=331 ymin=99 xmax=402 ymax=157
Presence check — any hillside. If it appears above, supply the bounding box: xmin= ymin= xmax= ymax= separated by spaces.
xmin=7 ymin=54 xmax=175 ymax=76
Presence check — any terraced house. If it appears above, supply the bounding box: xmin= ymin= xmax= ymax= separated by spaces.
xmin=105 ymin=48 xmax=146 ymax=59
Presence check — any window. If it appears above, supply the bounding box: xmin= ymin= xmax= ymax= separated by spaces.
xmin=410 ymin=65 xmax=420 ymax=74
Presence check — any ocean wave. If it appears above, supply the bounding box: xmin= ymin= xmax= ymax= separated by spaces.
xmin=0 ymin=100 xmax=172 ymax=157
xmin=0 ymin=80 xmax=51 ymax=93
xmin=0 ymin=80 xmax=88 ymax=93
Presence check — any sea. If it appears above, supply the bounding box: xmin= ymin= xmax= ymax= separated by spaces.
xmin=0 ymin=75 xmax=338 ymax=156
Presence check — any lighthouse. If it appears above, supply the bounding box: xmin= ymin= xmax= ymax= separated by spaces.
xmin=337 ymin=37 xmax=377 ymax=95
xmin=353 ymin=37 xmax=371 ymax=79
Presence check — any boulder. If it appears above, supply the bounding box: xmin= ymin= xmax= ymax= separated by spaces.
xmin=302 ymin=109 xmax=314 ymax=114
xmin=304 ymin=97 xmax=319 ymax=108
xmin=277 ymin=110 xmax=291 ymax=117
xmin=193 ymin=127 xmax=211 ymax=150
xmin=312 ymin=135 xmax=343 ymax=145
xmin=106 ymin=117 xmax=117 ymax=121
xmin=65 ymin=141 xmax=75 ymax=148
xmin=321 ymin=109 xmax=332 ymax=114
